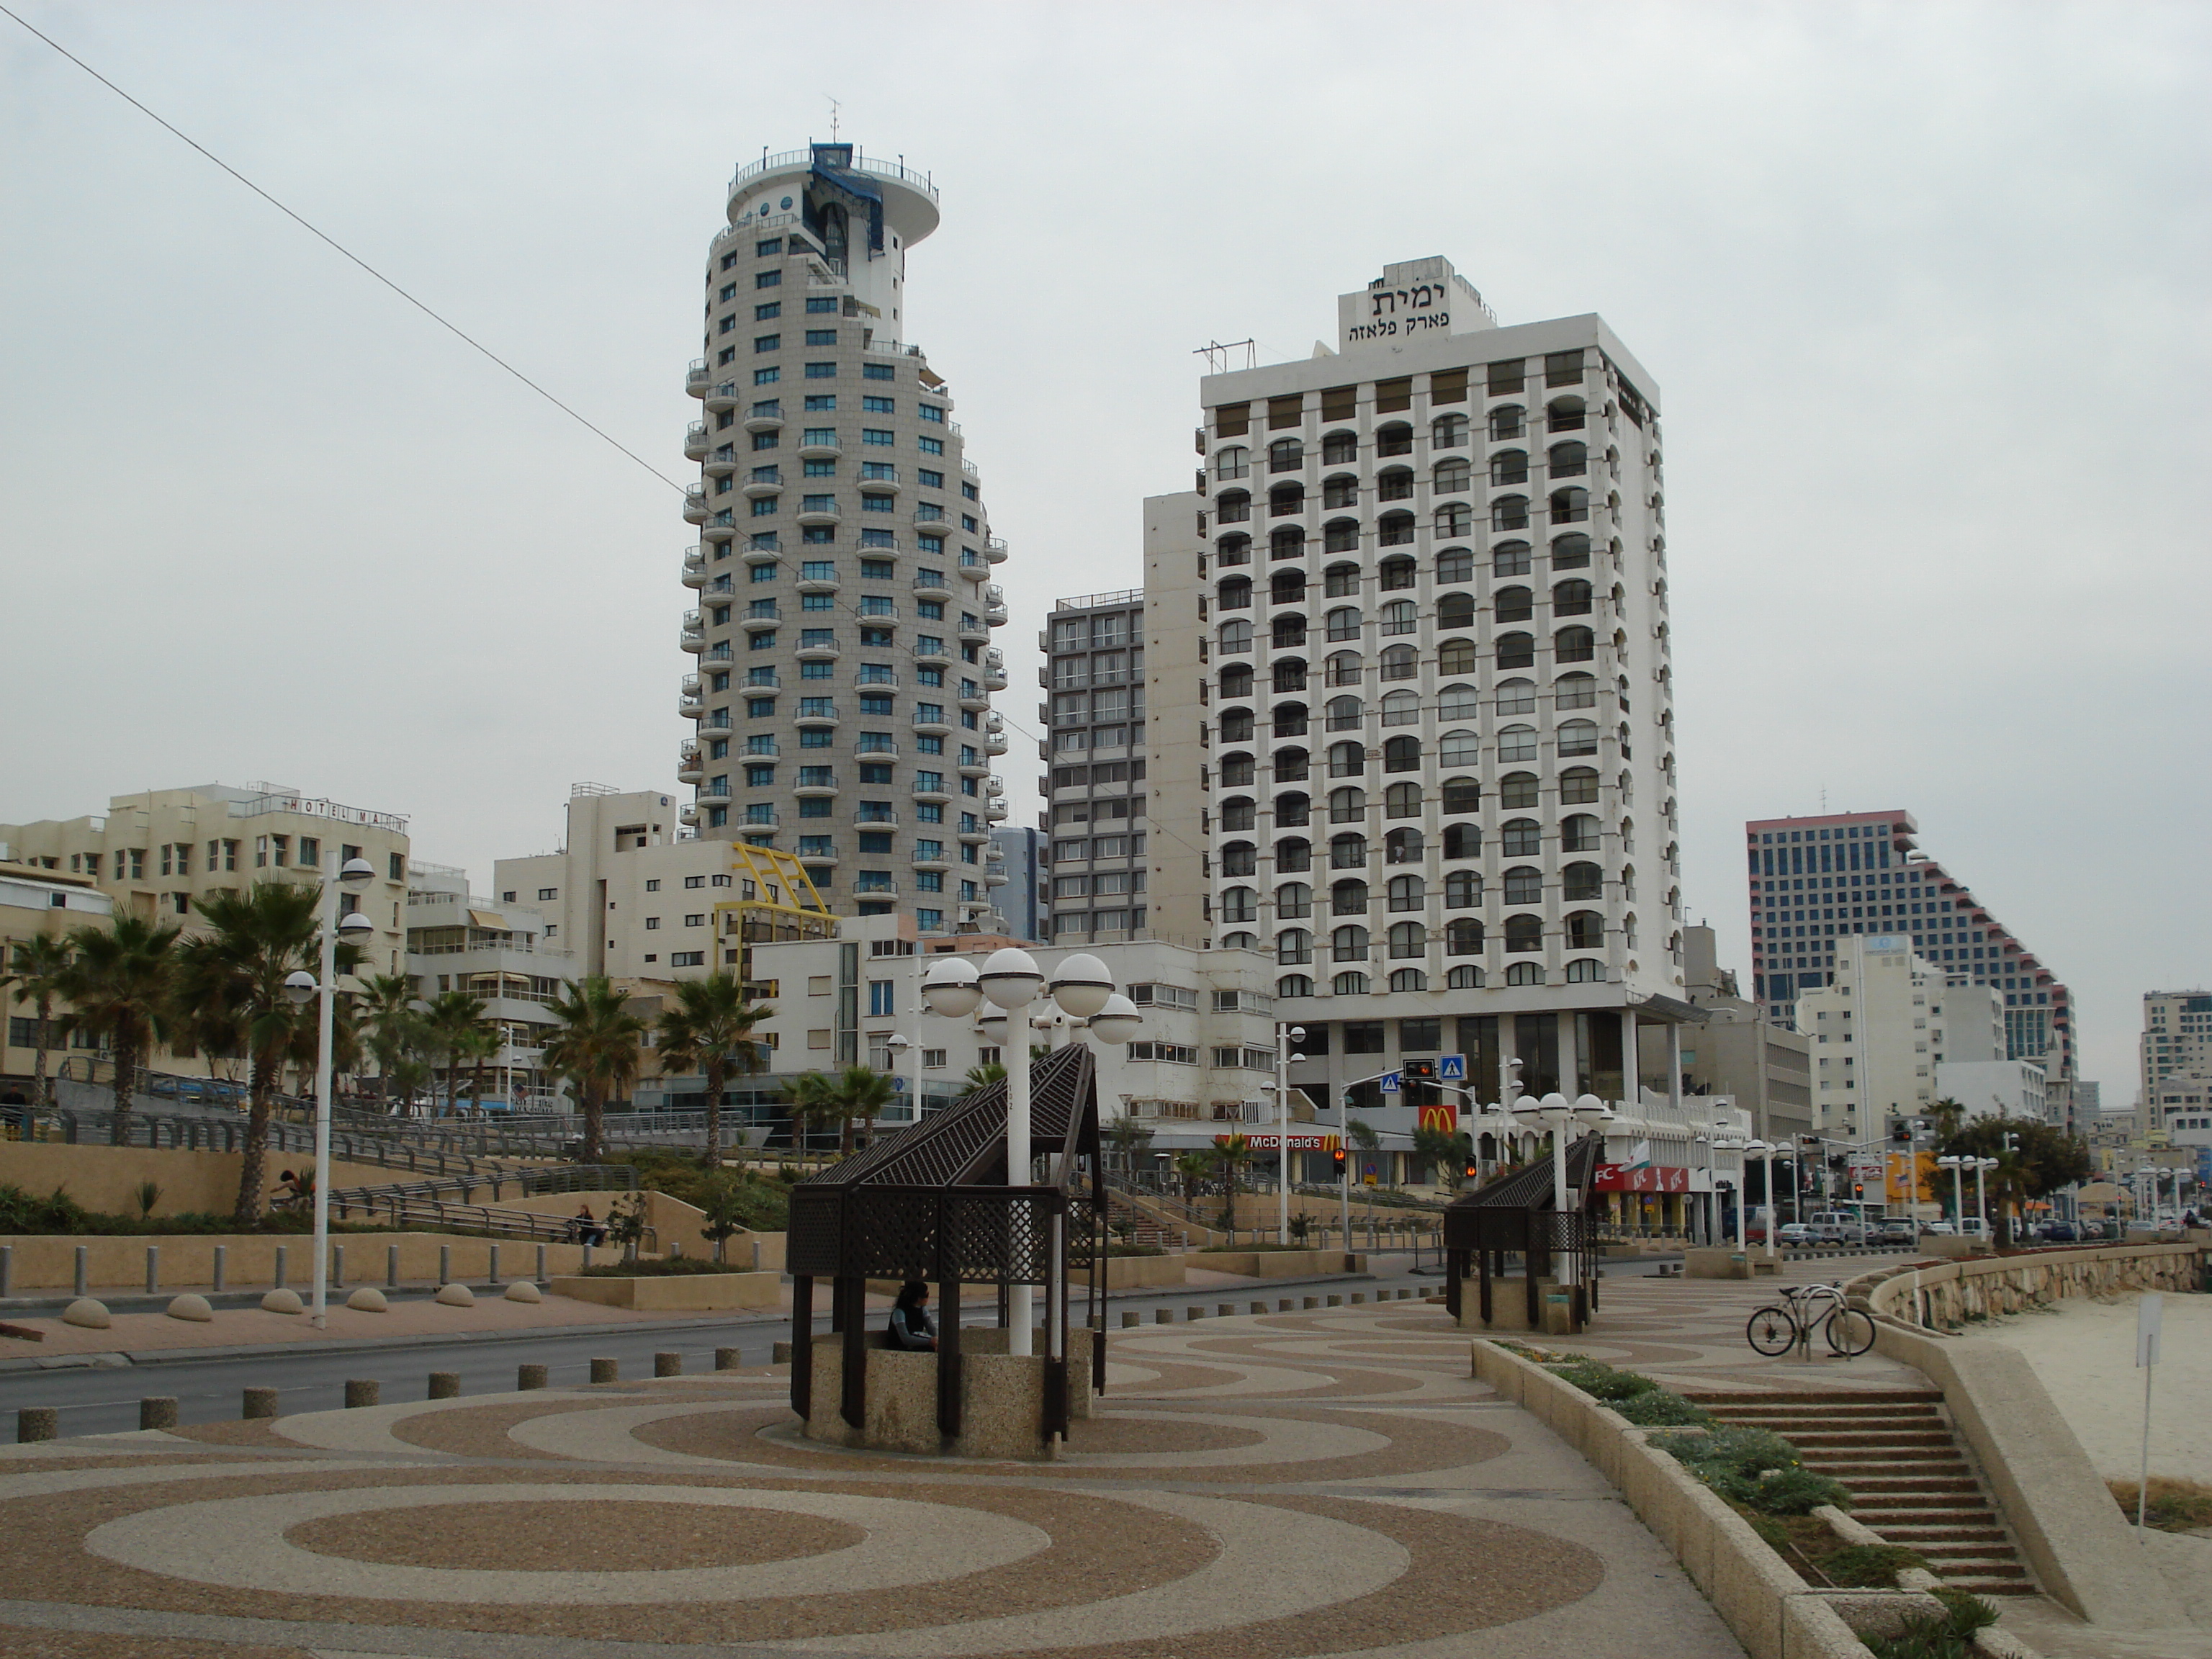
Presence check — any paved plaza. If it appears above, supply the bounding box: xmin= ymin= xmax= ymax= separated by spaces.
xmin=0 ymin=1292 xmax=1750 ymax=1659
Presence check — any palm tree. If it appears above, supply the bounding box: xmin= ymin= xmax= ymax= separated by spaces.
xmin=1172 ymin=1149 xmax=1213 ymax=1210
xmin=656 ymin=972 xmax=772 ymax=1168
xmin=354 ymin=973 xmax=421 ymax=1111
xmin=963 ymin=1061 xmax=1007 ymax=1091
xmin=421 ymin=990 xmax=490 ymax=1118
xmin=57 ymin=914 xmax=181 ymax=1143
xmin=541 ymin=976 xmax=647 ymax=1162
xmin=1212 ymin=1132 xmax=1253 ymax=1229
xmin=176 ymin=882 xmax=359 ymax=1223
xmin=454 ymin=1024 xmax=501 ymax=1116
xmin=1102 ymin=1115 xmax=1154 ymax=1176
xmin=781 ymin=1064 xmax=896 ymax=1157
xmin=3 ymin=935 xmax=75 ymax=1114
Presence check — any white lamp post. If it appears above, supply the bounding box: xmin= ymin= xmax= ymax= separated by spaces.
xmin=1273 ymin=1022 xmax=1305 ymax=1244
xmin=1973 ymin=1156 xmax=1997 ymax=1236
xmin=1512 ymin=1092 xmax=1575 ymax=1216
xmin=884 ymin=1033 xmax=920 ymax=1124
xmin=1937 ymin=1154 xmax=1967 ymax=1231
xmin=282 ymin=855 xmax=377 ymax=1330
xmin=1744 ymin=1140 xmax=1773 ymax=1255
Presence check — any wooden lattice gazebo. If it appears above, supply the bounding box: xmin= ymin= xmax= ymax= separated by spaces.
xmin=1442 ymin=1134 xmax=1604 ymax=1331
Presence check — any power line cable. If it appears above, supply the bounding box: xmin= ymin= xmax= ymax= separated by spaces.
xmin=0 ymin=4 xmax=682 ymax=493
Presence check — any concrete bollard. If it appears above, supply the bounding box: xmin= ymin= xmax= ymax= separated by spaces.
xmin=581 ymin=1242 xmax=593 ymax=1269
xmin=0 ymin=1243 xmax=11 ymax=1298
xmin=344 ymin=1379 xmax=379 ymax=1408
xmin=1303 ymin=1296 xmax=1319 ymax=1309
xmin=590 ymin=1357 xmax=619 ymax=1384
xmin=145 ymin=1245 xmax=159 ymax=1295
xmin=1218 ymin=1303 xmax=1234 ymax=1318
xmin=1249 ymin=1300 xmax=1267 ymax=1315
xmin=1326 ymin=1294 xmax=1342 ymax=1307
xmin=273 ymin=1245 xmax=288 ymax=1290
xmin=140 ymin=1396 xmax=178 ymax=1431
xmin=536 ymin=1244 xmax=548 ymax=1282
xmin=1120 ymin=1310 xmax=1140 ymax=1328
xmin=770 ymin=1341 xmax=793 ymax=1364
xmin=243 ymin=1388 xmax=279 ymax=1419
xmin=1184 ymin=1305 xmax=1205 ymax=1321
xmin=1154 ymin=1308 xmax=1172 ymax=1324
xmin=439 ymin=1246 xmax=451 ymax=1287
xmin=18 ymin=1407 xmax=58 ymax=1442
xmin=655 ymin=1351 xmax=682 ymax=1378
xmin=714 ymin=1347 xmax=740 ymax=1372
xmin=517 ymin=1364 xmax=548 ymax=1390
xmin=331 ymin=1244 xmax=344 ymax=1289
xmin=73 ymin=1246 xmax=88 ymax=1298
xmin=428 ymin=1372 xmax=459 ymax=1400
xmin=387 ymin=1244 xmax=400 ymax=1290
xmin=212 ymin=1245 xmax=226 ymax=1293
xmin=1279 ymin=1298 xmax=1294 ymax=1311
xmin=486 ymin=1244 xmax=501 ymax=1287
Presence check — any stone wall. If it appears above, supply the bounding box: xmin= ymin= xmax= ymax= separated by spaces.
xmin=0 ymin=1142 xmax=418 ymax=1219
xmin=0 ymin=1229 xmax=593 ymax=1291
xmin=1851 ymin=1242 xmax=2203 ymax=1334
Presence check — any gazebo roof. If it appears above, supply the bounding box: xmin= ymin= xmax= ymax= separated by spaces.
xmin=1449 ymin=1132 xmax=1606 ymax=1211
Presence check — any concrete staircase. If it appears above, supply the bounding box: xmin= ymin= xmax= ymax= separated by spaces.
xmin=1695 ymin=1390 xmax=2034 ymax=1598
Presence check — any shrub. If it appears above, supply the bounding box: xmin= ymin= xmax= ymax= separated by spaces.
xmin=1814 ymin=1542 xmax=1925 ymax=1586
xmin=2108 ymin=1476 xmax=2212 ymax=1533
xmin=1547 ymin=1359 xmax=1658 ymax=1402
xmin=1753 ymin=1466 xmax=1853 ymax=1516
xmin=1928 ymin=1588 xmax=1997 ymax=1632
xmin=1611 ymin=1389 xmax=1715 ymax=1427
xmin=1650 ymin=1426 xmax=1849 ymax=1515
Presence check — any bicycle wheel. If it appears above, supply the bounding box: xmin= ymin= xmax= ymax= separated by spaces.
xmin=1745 ymin=1306 xmax=1798 ymax=1356
xmin=1826 ymin=1307 xmax=1876 ymax=1357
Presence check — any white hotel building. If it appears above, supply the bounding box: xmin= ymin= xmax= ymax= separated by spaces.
xmin=1143 ymin=257 xmax=1692 ymax=1134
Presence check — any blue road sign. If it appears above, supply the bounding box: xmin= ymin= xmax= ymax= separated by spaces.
xmin=1379 ymin=1071 xmax=1402 ymax=1094
xmin=1438 ymin=1053 xmax=1466 ymax=1080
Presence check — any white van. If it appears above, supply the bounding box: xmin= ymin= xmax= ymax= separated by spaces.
xmin=1804 ymin=1210 xmax=1869 ymax=1244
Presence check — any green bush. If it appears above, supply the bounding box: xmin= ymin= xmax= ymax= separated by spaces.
xmin=1816 ymin=1542 xmax=1925 ymax=1586
xmin=1547 ymin=1359 xmax=1658 ymax=1402
xmin=1611 ymin=1389 xmax=1716 ymax=1427
xmin=1650 ymin=1426 xmax=1850 ymax=1515
xmin=1859 ymin=1614 xmax=1970 ymax=1658
xmin=1753 ymin=1466 xmax=1854 ymax=1516
xmin=1928 ymin=1588 xmax=1997 ymax=1632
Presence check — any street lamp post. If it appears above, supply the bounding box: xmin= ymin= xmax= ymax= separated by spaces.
xmin=1936 ymin=1154 xmax=1967 ymax=1231
xmin=282 ymin=856 xmax=377 ymax=1331
xmin=1274 ymin=1022 xmax=1305 ymax=1245
xmin=1973 ymin=1156 xmax=1997 ymax=1236
xmin=1510 ymin=1091 xmax=1611 ymax=1223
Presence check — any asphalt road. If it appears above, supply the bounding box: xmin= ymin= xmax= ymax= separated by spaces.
xmin=0 ymin=1259 xmax=1442 ymax=1437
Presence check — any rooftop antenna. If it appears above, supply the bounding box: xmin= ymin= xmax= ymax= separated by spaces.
xmin=1194 ymin=338 xmax=1257 ymax=375
xmin=827 ymin=96 xmax=842 ymax=142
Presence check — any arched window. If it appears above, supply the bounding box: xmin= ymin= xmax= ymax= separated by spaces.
xmin=1269 ymin=568 xmax=1306 ymax=604
xmin=1275 ymin=929 xmax=1313 ymax=966
xmin=1267 ymin=437 xmax=1303 ymax=472
xmin=1560 ymin=767 xmax=1600 ymax=804
xmin=1324 ymin=695 xmax=1362 ymax=730
xmin=1383 ymin=826 xmax=1423 ymax=863
xmin=1557 ymin=719 xmax=1600 ymax=757
xmin=1445 ymin=918 xmax=1484 ymax=956
xmin=1219 ymin=708 xmax=1254 ymax=742
xmin=1218 ymin=575 xmax=1252 ymax=610
xmin=1327 ymin=740 xmax=1364 ymax=778
xmin=1215 ymin=533 xmax=1251 ymax=566
xmin=1375 ymin=421 xmax=1414 ymax=456
xmin=1499 ymin=772 xmax=1539 ymax=809
xmin=1277 ymin=974 xmax=1314 ymax=998
xmin=1550 ymin=531 xmax=1591 ymax=568
xmin=1503 ymin=914 xmax=1544 ymax=953
xmin=1378 ymin=511 xmax=1416 ymax=547
xmin=1378 ymin=557 xmax=1417 ymax=591
xmin=1218 ymin=619 xmax=1252 ymax=655
xmin=1274 ymin=836 xmax=1311 ymax=872
xmin=1444 ymin=870 xmax=1482 ymax=908
xmin=1506 ymin=961 xmax=1544 ymax=985
xmin=1552 ymin=579 xmax=1593 ymax=616
xmin=1330 ymin=832 xmax=1367 ymax=868
xmin=1439 ymin=728 xmax=1480 ymax=766
xmin=1624 ymin=912 xmax=1638 ymax=948
xmin=1387 ymin=874 xmax=1423 ymax=911
xmin=1272 ymin=701 xmax=1308 ymax=736
xmin=1564 ymin=958 xmax=1605 ymax=983
xmin=1488 ymin=405 xmax=1524 ymax=440
xmin=1549 ymin=487 xmax=1589 ymax=523
xmin=1547 ymin=441 xmax=1588 ymax=477
xmin=1323 ymin=518 xmax=1359 ymax=553
xmin=1383 ymin=781 xmax=1421 ymax=819
xmin=1443 ymin=823 xmax=1481 ymax=860
xmin=1565 ymin=912 xmax=1604 ymax=949
xmin=1555 ymin=673 xmax=1598 ymax=709
xmin=1491 ymin=495 xmax=1529 ymax=531
xmin=1325 ymin=606 xmax=1362 ymax=642
xmin=1441 ymin=775 xmax=1481 ymax=814
xmin=1219 ymin=664 xmax=1253 ymax=699
xmin=1437 ymin=591 xmax=1475 ymax=629
xmin=1271 ymin=614 xmax=1307 ymax=650
xmin=1496 ymin=585 xmax=1534 ymax=622
xmin=1448 ymin=965 xmax=1484 ymax=989
xmin=1220 ymin=796 xmax=1255 ymax=832
xmin=1215 ymin=445 xmax=1250 ymax=479
xmin=1433 ymin=458 xmax=1472 ymax=495
xmin=1561 ymin=814 xmax=1603 ymax=852
xmin=1326 ymin=651 xmax=1362 ymax=688
xmin=1562 ymin=862 xmax=1604 ymax=901
xmin=1496 ymin=631 xmax=1536 ymax=669
xmin=1217 ymin=489 xmax=1251 ymax=523
xmin=1382 ymin=735 xmax=1421 ymax=773
xmin=1498 ymin=724 xmax=1539 ymax=763
xmin=1272 ymin=746 xmax=1309 ymax=781
xmin=1370 ymin=644 xmax=1415 ymax=683
xmin=1331 ymin=925 xmax=1370 ymax=963
xmin=1377 ymin=467 xmax=1413 ymax=502
xmin=1493 ymin=539 xmax=1532 ymax=577
xmin=1439 ymin=682 xmax=1480 ymax=719
xmin=1490 ymin=450 xmax=1529 ymax=486
xmin=1269 ymin=527 xmax=1305 ymax=560
xmin=1389 ymin=968 xmax=1427 ymax=992
xmin=1221 ymin=841 xmax=1256 ymax=876
xmin=1501 ymin=818 xmax=1542 ymax=856
xmin=1436 ymin=638 xmax=1475 ymax=674
xmin=1486 ymin=679 xmax=1531 ymax=717
xmin=1380 ymin=690 xmax=1421 ymax=727
xmin=1333 ymin=971 xmax=1371 ymax=995
xmin=1273 ymin=791 xmax=1309 ymax=827
xmin=1328 ymin=788 xmax=1365 ymax=823
xmin=1218 ymin=752 xmax=1255 ymax=787
xmin=1274 ymin=881 xmax=1312 ymax=919
xmin=1388 ymin=922 xmax=1424 ymax=959
xmin=1554 ymin=626 xmax=1596 ymax=662
xmin=1268 ymin=483 xmax=1305 ymax=518
xmin=1323 ymin=475 xmax=1359 ymax=511
xmin=1331 ymin=878 xmax=1369 ymax=916
xmin=1431 ymin=413 xmax=1468 ymax=449
xmin=1321 ymin=429 xmax=1357 ymax=465
xmin=1219 ymin=886 xmax=1255 ymax=922
xmin=1318 ymin=563 xmax=1357 ymax=598
xmin=1436 ymin=547 xmax=1474 ymax=583
xmin=1503 ymin=866 xmax=1543 ymax=906
xmin=1271 ymin=655 xmax=1307 ymax=690
xmin=1434 ymin=503 xmax=1473 ymax=536
xmin=1547 ymin=395 xmax=1586 ymax=433
xmin=1219 ymin=932 xmax=1257 ymax=951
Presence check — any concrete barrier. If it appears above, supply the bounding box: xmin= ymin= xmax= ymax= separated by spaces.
xmin=1187 ymin=1249 xmax=1366 ymax=1278
xmin=0 ymin=1230 xmax=598 ymax=1291
xmin=549 ymin=1271 xmax=780 ymax=1311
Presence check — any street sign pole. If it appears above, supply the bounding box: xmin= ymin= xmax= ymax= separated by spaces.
xmin=2136 ymin=1292 xmax=2163 ymax=1531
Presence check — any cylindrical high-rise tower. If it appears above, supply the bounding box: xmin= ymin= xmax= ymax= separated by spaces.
xmin=680 ymin=143 xmax=1011 ymax=930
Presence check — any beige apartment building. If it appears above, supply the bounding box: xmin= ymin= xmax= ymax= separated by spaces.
xmin=0 ymin=864 xmax=114 ymax=1094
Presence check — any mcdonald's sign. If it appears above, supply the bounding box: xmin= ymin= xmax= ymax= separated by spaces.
xmin=1416 ymin=1102 xmax=1458 ymax=1135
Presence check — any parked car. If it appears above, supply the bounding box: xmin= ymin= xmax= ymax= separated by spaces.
xmin=1957 ymin=1218 xmax=1989 ymax=1238
xmin=2037 ymin=1220 xmax=2078 ymax=1243
xmin=1876 ymin=1220 xmax=1917 ymax=1245
xmin=1775 ymin=1223 xmax=1817 ymax=1247
xmin=1920 ymin=1220 xmax=1957 ymax=1236
xmin=1804 ymin=1210 xmax=1869 ymax=1245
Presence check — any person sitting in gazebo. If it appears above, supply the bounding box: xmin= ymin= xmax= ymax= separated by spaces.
xmin=888 ymin=1281 xmax=938 ymax=1351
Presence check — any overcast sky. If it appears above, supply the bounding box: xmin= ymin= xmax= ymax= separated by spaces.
xmin=4 ymin=2 xmax=2206 ymax=1101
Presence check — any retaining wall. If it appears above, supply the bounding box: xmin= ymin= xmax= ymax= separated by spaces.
xmin=1851 ymin=1241 xmax=2201 ymax=1333
xmin=0 ymin=1143 xmax=418 ymax=1219
xmin=0 ymin=1230 xmax=595 ymax=1291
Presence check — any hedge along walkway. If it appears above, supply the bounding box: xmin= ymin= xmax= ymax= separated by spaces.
xmin=0 ymin=1299 xmax=1753 ymax=1659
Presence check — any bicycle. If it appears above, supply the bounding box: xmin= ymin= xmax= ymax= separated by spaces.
xmin=1745 ymin=1282 xmax=1876 ymax=1358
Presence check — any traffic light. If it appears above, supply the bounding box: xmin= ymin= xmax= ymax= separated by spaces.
xmin=1331 ymin=1146 xmax=1347 ymax=1177
xmin=1464 ymin=1154 xmax=1480 ymax=1182
xmin=1853 ymin=1181 xmax=1865 ymax=1200
xmin=1891 ymin=1121 xmax=1912 ymax=1144
xmin=1402 ymin=1058 xmax=1437 ymax=1082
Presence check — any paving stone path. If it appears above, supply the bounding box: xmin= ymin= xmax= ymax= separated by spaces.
xmin=0 ymin=1298 xmax=1748 ymax=1658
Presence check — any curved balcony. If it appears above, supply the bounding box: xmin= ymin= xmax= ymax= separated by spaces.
xmin=703 ymin=381 xmax=741 ymax=412
xmin=743 ymin=477 xmax=781 ymax=499
xmin=986 ymin=603 xmax=1008 ymax=627
xmin=912 ymin=781 xmax=953 ymax=804
xmin=912 ymin=712 xmax=952 ymax=736
xmin=678 ymin=802 xmax=700 ymax=827
xmin=792 ymin=775 xmax=840 ymax=799
xmin=985 ymin=731 xmax=1009 ymax=755
xmin=796 ymin=570 xmax=840 ymax=595
xmin=698 ymin=644 xmax=734 ymax=669
xmin=857 ymin=476 xmax=902 ymax=498
xmin=956 ymin=685 xmax=992 ymax=711
xmin=956 ymin=824 xmax=991 ymax=844
xmin=956 ymin=618 xmax=991 ymax=644
xmin=696 ymin=711 xmax=733 ymax=737
xmin=796 ymin=434 xmax=842 ymax=460
xmin=982 ymin=667 xmax=1009 ymax=691
xmin=682 ymin=486 xmax=711 ymax=524
xmin=986 ymin=537 xmax=1010 ymax=565
xmin=912 ymin=571 xmax=953 ymax=600
xmin=743 ymin=542 xmax=781 ymax=565
xmin=911 ymin=853 xmax=952 ymax=872
xmin=794 ymin=502 xmax=842 ymax=527
xmin=797 ymin=847 xmax=840 ymax=866
xmin=743 ymin=405 xmax=783 ymax=432
xmin=679 ymin=609 xmax=705 ymax=652
xmin=956 ymin=758 xmax=990 ymax=778
xmin=678 ymin=686 xmax=705 ymax=719
xmin=703 ymin=451 xmax=739 ymax=478
xmin=793 ymin=638 xmax=841 ymax=662
xmin=742 ymin=614 xmax=779 ymax=634
xmin=682 ymin=549 xmax=709 ymax=588
xmin=793 ymin=706 xmax=840 ymax=728
xmin=684 ymin=421 xmax=709 ymax=459
xmin=984 ymin=866 xmax=1010 ymax=886
xmin=677 ymin=745 xmax=703 ymax=786
xmin=984 ymin=798 xmax=1010 ymax=822
xmin=685 ymin=359 xmax=710 ymax=396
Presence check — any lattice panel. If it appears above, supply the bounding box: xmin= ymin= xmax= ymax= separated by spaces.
xmin=848 ymin=1190 xmax=937 ymax=1280
xmin=787 ymin=1190 xmax=843 ymax=1276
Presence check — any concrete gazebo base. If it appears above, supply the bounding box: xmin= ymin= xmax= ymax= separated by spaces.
xmin=801 ymin=1327 xmax=1097 ymax=1460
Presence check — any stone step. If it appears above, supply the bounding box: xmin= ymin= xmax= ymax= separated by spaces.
xmin=1694 ymin=1389 xmax=1946 ymax=1406
xmin=1933 ymin=1560 xmax=2031 ymax=1581
xmin=1708 ymin=1404 xmax=1945 ymax=1422
xmin=1801 ymin=1446 xmax=1964 ymax=1465
xmin=1908 ymin=1538 xmax=2016 ymax=1556
xmin=1786 ymin=1429 xmax=1955 ymax=1444
xmin=1840 ymin=1478 xmax=1982 ymax=1494
xmin=1853 ymin=1493 xmax=1996 ymax=1512
xmin=1949 ymin=1578 xmax=2038 ymax=1596
xmin=1856 ymin=1509 xmax=1996 ymax=1528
